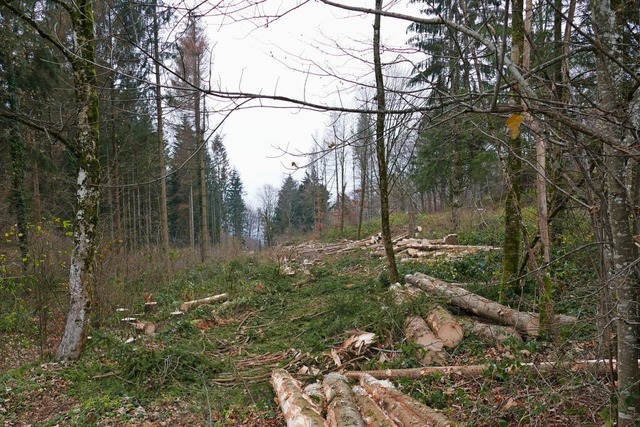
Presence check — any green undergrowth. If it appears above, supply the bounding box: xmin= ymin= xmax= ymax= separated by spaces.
xmin=0 ymin=209 xmax=606 ymax=425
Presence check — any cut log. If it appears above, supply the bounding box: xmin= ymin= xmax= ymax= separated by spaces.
xmin=346 ymin=365 xmax=488 ymax=381
xmin=179 ymin=293 xmax=228 ymax=312
xmin=144 ymin=301 xmax=158 ymax=313
xmin=404 ymin=316 xmax=446 ymax=366
xmin=389 ymin=283 xmax=425 ymax=304
xmin=133 ymin=320 xmax=156 ymax=336
xmin=345 ymin=358 xmax=635 ymax=381
xmin=459 ymin=318 xmax=522 ymax=342
xmin=406 ymin=273 xmax=541 ymax=336
xmin=322 ymin=372 xmax=365 ymax=427
xmin=407 ymin=273 xmax=578 ymax=336
xmin=351 ymin=386 xmax=397 ymax=427
xmin=360 ymin=374 xmax=458 ymax=427
xmin=271 ymin=369 xmax=326 ymax=427
xmin=426 ymin=306 xmax=464 ymax=348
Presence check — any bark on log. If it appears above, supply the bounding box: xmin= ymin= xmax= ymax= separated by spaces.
xmin=406 ymin=273 xmax=541 ymax=336
xmin=459 ymin=318 xmax=522 ymax=342
xmin=404 ymin=316 xmax=446 ymax=365
xmin=389 ymin=283 xmax=425 ymax=304
xmin=179 ymin=293 xmax=228 ymax=312
xmin=360 ymin=374 xmax=458 ymax=427
xmin=351 ymin=386 xmax=397 ymax=427
xmin=426 ymin=306 xmax=464 ymax=348
xmin=407 ymin=273 xmax=578 ymax=336
xmin=345 ymin=359 xmax=635 ymax=381
xmin=322 ymin=372 xmax=365 ymax=427
xmin=271 ymin=369 xmax=327 ymax=427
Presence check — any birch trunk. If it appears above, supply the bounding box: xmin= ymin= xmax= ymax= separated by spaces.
xmin=271 ymin=369 xmax=326 ymax=427
xmin=322 ymin=373 xmax=365 ymax=427
xmin=360 ymin=374 xmax=457 ymax=427
xmin=56 ymin=0 xmax=101 ymax=361
xmin=351 ymin=386 xmax=396 ymax=427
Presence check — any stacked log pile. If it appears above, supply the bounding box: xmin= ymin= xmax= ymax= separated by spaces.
xmin=278 ymin=233 xmax=500 ymax=275
xmin=271 ymin=370 xmax=458 ymax=427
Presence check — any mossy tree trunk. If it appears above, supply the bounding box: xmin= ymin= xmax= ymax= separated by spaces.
xmin=373 ymin=0 xmax=399 ymax=284
xmin=500 ymin=0 xmax=524 ymax=299
xmin=590 ymin=0 xmax=639 ymax=423
xmin=56 ymin=0 xmax=101 ymax=361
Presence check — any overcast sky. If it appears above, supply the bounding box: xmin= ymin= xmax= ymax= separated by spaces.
xmin=203 ymin=1 xmax=421 ymax=206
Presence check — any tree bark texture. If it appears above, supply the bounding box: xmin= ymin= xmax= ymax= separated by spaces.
xmin=406 ymin=273 xmax=541 ymax=336
xmin=351 ymin=386 xmax=396 ymax=427
xmin=271 ymin=369 xmax=326 ymax=427
xmin=404 ymin=315 xmax=446 ymax=366
xmin=179 ymin=293 xmax=228 ymax=312
xmin=373 ymin=0 xmax=399 ymax=284
xmin=590 ymin=0 xmax=640 ymax=423
xmin=346 ymin=359 xmax=634 ymax=381
xmin=154 ymin=0 xmax=170 ymax=262
xmin=501 ymin=0 xmax=523 ymax=298
xmin=322 ymin=372 xmax=365 ymax=427
xmin=56 ymin=0 xmax=101 ymax=361
xmin=360 ymin=374 xmax=457 ymax=427
xmin=426 ymin=306 xmax=464 ymax=349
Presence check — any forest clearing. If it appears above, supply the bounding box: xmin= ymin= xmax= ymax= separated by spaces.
xmin=0 ymin=212 xmax=618 ymax=426
xmin=1 ymin=0 xmax=638 ymax=425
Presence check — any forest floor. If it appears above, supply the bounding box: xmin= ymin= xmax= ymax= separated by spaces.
xmin=1 ymin=220 xmax=612 ymax=426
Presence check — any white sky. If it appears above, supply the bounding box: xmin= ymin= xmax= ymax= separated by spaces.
xmin=203 ymin=1 xmax=421 ymax=206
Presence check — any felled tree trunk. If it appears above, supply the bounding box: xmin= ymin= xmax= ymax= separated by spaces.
xmin=360 ymin=374 xmax=457 ymax=427
xmin=271 ymin=369 xmax=326 ymax=427
xmin=179 ymin=293 xmax=228 ymax=312
xmin=346 ymin=359 xmax=632 ymax=381
xmin=404 ymin=316 xmax=446 ymax=365
xmin=406 ymin=273 xmax=541 ymax=336
xmin=426 ymin=306 xmax=464 ymax=348
xmin=461 ymin=318 xmax=522 ymax=342
xmin=346 ymin=365 xmax=488 ymax=381
xmin=351 ymin=386 xmax=396 ymax=427
xmin=322 ymin=372 xmax=365 ymax=427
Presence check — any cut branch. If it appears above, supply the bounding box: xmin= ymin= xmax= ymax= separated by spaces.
xmin=179 ymin=293 xmax=228 ymax=312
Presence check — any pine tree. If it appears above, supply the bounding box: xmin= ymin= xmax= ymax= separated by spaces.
xmin=224 ymin=168 xmax=246 ymax=238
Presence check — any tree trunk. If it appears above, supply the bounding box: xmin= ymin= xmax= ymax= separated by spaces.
xmin=426 ymin=306 xmax=464 ymax=349
xmin=351 ymin=386 xmax=396 ymax=427
xmin=404 ymin=315 xmax=446 ymax=365
xmin=360 ymin=374 xmax=457 ymax=427
xmin=346 ymin=359 xmax=634 ymax=381
xmin=373 ymin=0 xmax=399 ymax=284
xmin=323 ymin=372 xmax=365 ymax=427
xmin=56 ymin=0 xmax=101 ymax=361
xmin=458 ymin=318 xmax=522 ymax=342
xmin=500 ymin=0 xmax=523 ymax=299
xmin=179 ymin=293 xmax=228 ymax=312
xmin=154 ymin=0 xmax=170 ymax=262
xmin=590 ymin=0 xmax=640 ymax=423
xmin=406 ymin=273 xmax=577 ymax=336
xmin=406 ymin=273 xmax=541 ymax=336
xmin=271 ymin=369 xmax=326 ymax=427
